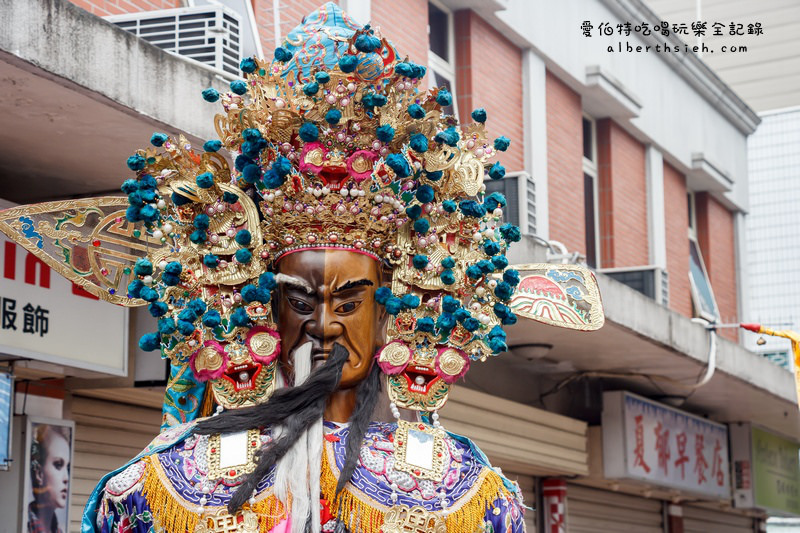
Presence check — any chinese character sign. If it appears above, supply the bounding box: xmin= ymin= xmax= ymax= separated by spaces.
xmin=603 ymin=391 xmax=730 ymax=499
xmin=0 ymin=236 xmax=127 ymax=374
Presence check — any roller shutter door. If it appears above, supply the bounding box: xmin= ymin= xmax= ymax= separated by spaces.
xmin=68 ymin=396 xmax=162 ymax=533
xmin=567 ymin=484 xmax=663 ymax=533
xmin=683 ymin=505 xmax=754 ymax=533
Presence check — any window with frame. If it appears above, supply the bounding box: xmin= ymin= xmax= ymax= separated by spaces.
xmin=686 ymin=191 xmax=720 ymax=321
xmin=427 ymin=1 xmax=457 ymax=117
xmin=582 ymin=116 xmax=599 ymax=268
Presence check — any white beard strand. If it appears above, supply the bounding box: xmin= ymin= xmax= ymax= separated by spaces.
xmin=272 ymin=342 xmax=323 ymax=533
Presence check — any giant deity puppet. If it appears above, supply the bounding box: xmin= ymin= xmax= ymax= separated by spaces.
xmin=0 ymin=4 xmax=605 ymax=532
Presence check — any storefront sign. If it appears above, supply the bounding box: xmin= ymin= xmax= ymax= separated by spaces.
xmin=730 ymin=423 xmax=800 ymax=515
xmin=603 ymin=391 xmax=730 ymax=499
xmin=0 ymin=237 xmax=127 ymax=375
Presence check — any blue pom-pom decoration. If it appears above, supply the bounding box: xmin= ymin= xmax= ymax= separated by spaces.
xmin=202 ymin=310 xmax=222 ymax=328
xmin=158 ymin=318 xmax=176 ymax=335
xmin=196 ymin=172 xmax=214 ymax=189
xmin=442 ymin=295 xmax=460 ymax=313
xmin=459 ymin=200 xmax=487 ymax=218
xmin=437 ymin=314 xmax=456 ymax=331
xmin=441 ymin=269 xmax=456 ymax=285
xmin=223 ymin=192 xmax=239 ymax=204
xmin=139 ymin=287 xmax=159 ymax=302
xmin=463 ymin=317 xmax=481 ymax=332
xmin=436 ymin=89 xmax=452 ymax=107
xmin=363 ymin=93 xmax=388 ymax=108
xmin=121 ymin=179 xmax=139 ymax=194
xmin=355 ymin=33 xmax=381 ymax=52
xmin=177 ymin=320 xmax=195 ymax=336
xmin=259 ymin=272 xmax=277 ymax=290
xmin=303 ymin=82 xmax=319 ymax=96
xmin=426 ymin=170 xmax=443 ymax=181
xmin=412 ymin=255 xmax=429 ymax=269
xmin=274 ymin=46 xmax=293 ymax=62
xmin=466 ymin=264 xmax=483 ymax=279
xmin=442 ymin=200 xmax=457 ymax=213
xmin=148 ymin=304 xmax=166 ymax=321
xmin=488 ymin=337 xmax=507 ymax=354
xmin=242 ymin=164 xmax=262 ymax=184
xmin=150 ymin=132 xmax=168 ymax=147
xmin=494 ymin=281 xmax=514 ymax=300
xmin=434 ymin=127 xmax=459 ymax=147
xmin=299 ymin=122 xmax=319 ymax=142
xmin=127 ymin=154 xmax=146 ymax=171
xmin=194 ymin=214 xmax=210 ymax=230
xmin=405 ymin=205 xmax=422 ymax=220
xmin=454 ymin=308 xmax=471 ymax=323
xmin=413 ymin=218 xmax=430 ymax=234
xmin=503 ymin=269 xmax=520 ymax=287
xmin=489 ymin=162 xmax=506 ymax=180
xmin=500 ymin=223 xmax=521 ymax=242
xmin=178 ymin=308 xmax=198 ymax=323
xmin=407 ymin=104 xmax=425 ymax=119
xmin=471 ymin=108 xmax=487 ymax=123
xmin=395 ymin=62 xmax=413 ymax=77
xmin=235 ymin=229 xmax=252 ymax=246
xmin=416 ymin=317 xmax=435 ymax=333
xmin=240 ymin=57 xmax=257 ymax=73
xmin=171 ymin=193 xmax=192 ymax=206
xmin=164 ymin=261 xmax=182 ymax=275
xmin=401 ymin=294 xmax=421 ymax=309
xmin=262 ymin=169 xmax=284 ymax=189
xmin=203 ymin=140 xmax=222 ymax=152
xmin=494 ymin=136 xmax=510 ymax=151
xmin=134 ymin=259 xmax=153 ymax=276
xmin=203 ymin=254 xmax=219 ymax=268
xmin=385 ymin=297 xmax=403 ymax=315
xmin=441 ymin=257 xmax=455 ymax=269
xmin=139 ymin=175 xmax=157 ymax=190
xmin=376 ymin=124 xmax=395 ymax=143
xmin=477 ymin=260 xmax=494 ymax=273
xmin=375 ymin=287 xmax=392 ymax=305
xmin=235 ymin=248 xmax=252 ymax=264
xmin=188 ymin=299 xmax=206 ymax=315
xmin=139 ymin=190 xmax=156 ymax=203
xmin=315 ymin=71 xmax=330 ymax=84
xmin=189 ymin=230 xmax=207 ymax=245
xmin=230 ymin=80 xmax=248 ymax=95
xmin=241 ymin=284 xmax=259 ymax=303
xmin=339 ymin=55 xmax=358 ymax=73
xmin=202 ymin=88 xmax=220 ymax=102
xmin=242 ymin=128 xmax=262 ymax=141
xmin=484 ymin=241 xmax=501 ymax=256
xmin=325 ymin=109 xmax=342 ymax=125
xmin=385 ymin=153 xmax=411 ymax=177
xmin=127 ymin=279 xmax=144 ymax=298
xmin=235 ymin=155 xmax=252 ymax=172
xmin=416 ymin=185 xmax=434 ymax=203
xmin=484 ymin=192 xmax=507 ymax=210
xmin=139 ymin=205 xmax=159 ymax=223
xmin=230 ymin=307 xmax=251 ymax=328
xmin=409 ymin=134 xmax=428 ymax=153
xmin=492 ymin=255 xmax=509 ymax=270
xmin=139 ymin=332 xmax=161 ymax=352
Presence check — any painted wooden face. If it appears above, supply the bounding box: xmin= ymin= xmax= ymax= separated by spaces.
xmin=276 ymin=249 xmax=387 ymax=388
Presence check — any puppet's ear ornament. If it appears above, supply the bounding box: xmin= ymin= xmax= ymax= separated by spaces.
xmin=0 ymin=197 xmax=170 ymax=306
xmin=509 ymin=263 xmax=605 ymax=331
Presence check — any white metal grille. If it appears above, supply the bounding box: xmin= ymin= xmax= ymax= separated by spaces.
xmin=106 ymin=6 xmax=242 ymax=76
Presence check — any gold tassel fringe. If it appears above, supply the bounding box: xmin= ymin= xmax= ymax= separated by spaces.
xmin=141 ymin=455 xmax=290 ymax=533
xmin=320 ymin=447 xmax=510 ymax=533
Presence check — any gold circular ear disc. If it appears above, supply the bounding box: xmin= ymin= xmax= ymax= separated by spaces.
xmin=379 ymin=342 xmax=412 ymax=367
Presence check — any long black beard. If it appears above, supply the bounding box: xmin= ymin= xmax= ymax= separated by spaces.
xmin=194 ymin=343 xmax=349 ymax=512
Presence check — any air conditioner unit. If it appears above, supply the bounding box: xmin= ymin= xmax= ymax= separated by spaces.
xmin=600 ymin=265 xmax=669 ymax=306
xmin=106 ymin=5 xmax=242 ymax=76
xmin=483 ymin=171 xmax=537 ymax=235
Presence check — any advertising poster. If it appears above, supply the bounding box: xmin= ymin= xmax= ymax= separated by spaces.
xmin=21 ymin=417 xmax=75 ymax=533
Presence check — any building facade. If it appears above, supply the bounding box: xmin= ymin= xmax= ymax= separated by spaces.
xmin=0 ymin=0 xmax=797 ymax=532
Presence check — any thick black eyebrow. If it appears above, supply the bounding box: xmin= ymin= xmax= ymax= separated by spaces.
xmin=332 ymin=279 xmax=374 ymax=293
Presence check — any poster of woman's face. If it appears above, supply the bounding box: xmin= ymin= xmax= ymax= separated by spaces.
xmin=22 ymin=417 xmax=74 ymax=533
